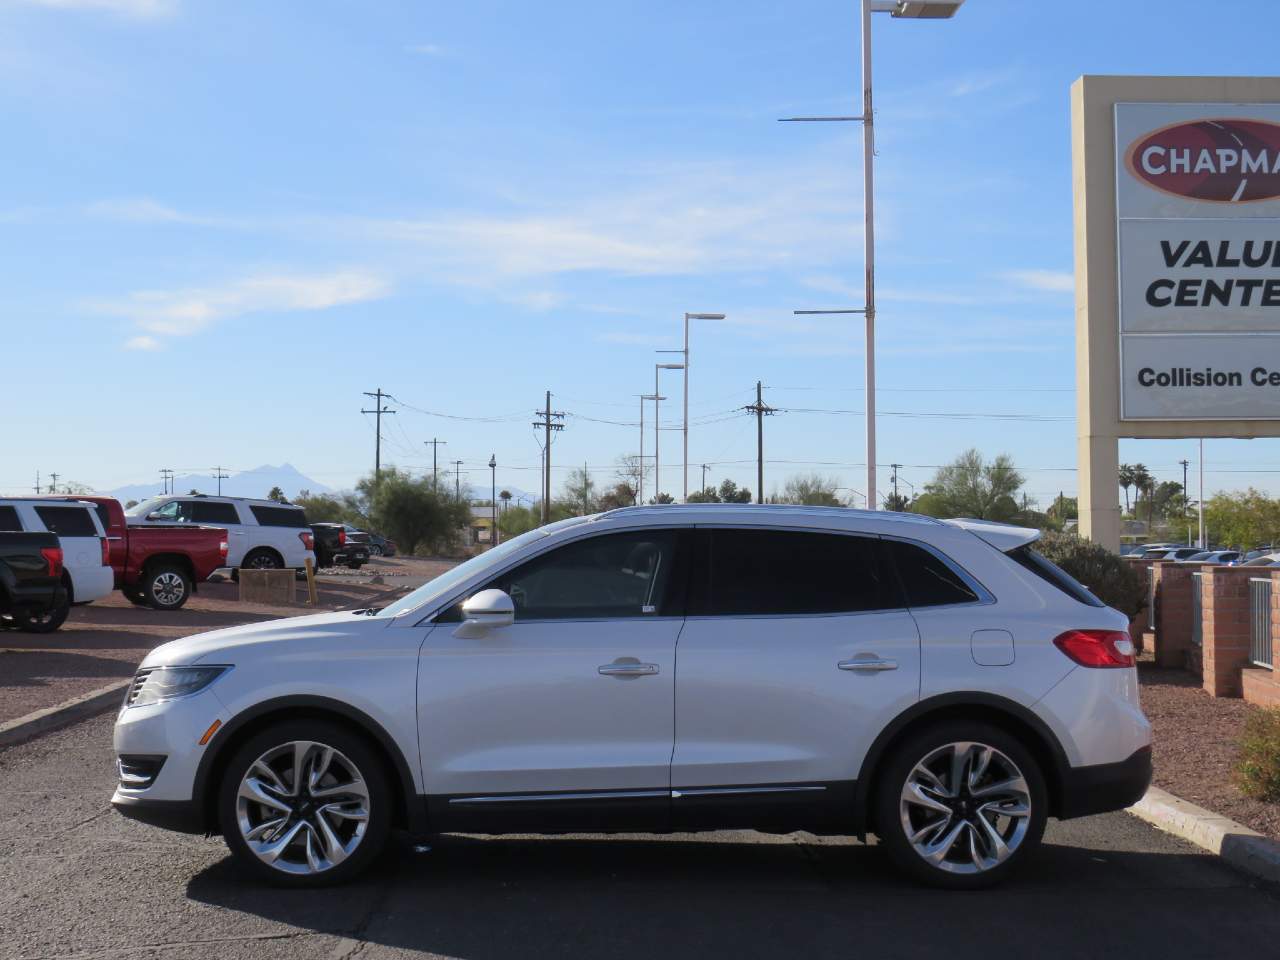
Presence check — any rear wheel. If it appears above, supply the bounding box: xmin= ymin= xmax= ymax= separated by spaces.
xmin=124 ymin=587 xmax=150 ymax=607
xmin=241 ymin=549 xmax=283 ymax=571
xmin=873 ymin=721 xmax=1047 ymax=889
xmin=368 ymin=544 xmax=383 ymax=558
xmin=346 ymin=560 xmax=364 ymax=570
xmin=13 ymin=586 xmax=71 ymax=634
xmin=143 ymin=565 xmax=192 ymax=610
xmin=218 ymin=720 xmax=391 ymax=887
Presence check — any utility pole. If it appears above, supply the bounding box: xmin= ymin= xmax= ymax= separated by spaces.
xmin=488 ymin=455 xmax=498 ymax=546
xmin=48 ymin=472 xmax=60 ymax=494
xmin=33 ymin=471 xmax=40 ymax=495
xmin=212 ymin=466 xmax=229 ymax=496
xmin=424 ymin=438 xmax=448 ymax=489
xmin=361 ymin=389 xmax=396 ymax=486
xmin=743 ymin=381 xmax=776 ymax=504
xmin=638 ymin=395 xmax=646 ymax=504
xmin=890 ymin=463 xmax=901 ymax=508
xmin=1198 ymin=439 xmax=1205 ymax=549
xmin=453 ymin=460 xmax=464 ymax=500
xmin=701 ymin=463 xmax=709 ymax=496
xmin=160 ymin=468 xmax=174 ymax=495
xmin=531 ymin=391 xmax=564 ymax=524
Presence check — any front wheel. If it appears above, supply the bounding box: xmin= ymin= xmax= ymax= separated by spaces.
xmin=368 ymin=545 xmax=383 ymax=558
xmin=873 ymin=722 xmax=1047 ymax=889
xmin=14 ymin=586 xmax=71 ymax=633
xmin=219 ymin=720 xmax=391 ymax=887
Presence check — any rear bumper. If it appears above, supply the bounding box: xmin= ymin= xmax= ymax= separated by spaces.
xmin=111 ymin=792 xmax=206 ymax=834
xmin=1056 ymin=746 xmax=1153 ymax=820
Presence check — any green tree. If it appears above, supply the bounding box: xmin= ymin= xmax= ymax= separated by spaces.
xmin=913 ymin=449 xmax=1025 ymax=522
xmin=687 ymin=486 xmax=721 ymax=503
xmin=563 ymin=465 xmax=597 ymax=515
xmin=718 ymin=479 xmax=752 ymax=504
xmin=294 ymin=489 xmax=355 ymax=525
xmin=1118 ymin=463 xmax=1137 ymax=515
xmin=1129 ymin=464 xmax=1154 ymax=526
xmin=355 ymin=467 xmax=470 ymax=555
xmin=124 ymin=499 xmax=139 ymax=510
xmin=883 ymin=492 xmax=912 ymax=512
xmin=649 ymin=492 xmax=675 ymax=504
xmin=776 ymin=473 xmax=842 ymax=506
xmin=267 ymin=486 xmax=288 ymax=503
xmin=598 ymin=481 xmax=638 ymax=511
xmin=614 ymin=455 xmax=644 ymax=504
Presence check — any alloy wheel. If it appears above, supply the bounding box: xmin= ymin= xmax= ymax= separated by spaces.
xmin=235 ymin=740 xmax=371 ymax=876
xmin=152 ymin=572 xmax=186 ymax=606
xmin=899 ymin=741 xmax=1032 ymax=875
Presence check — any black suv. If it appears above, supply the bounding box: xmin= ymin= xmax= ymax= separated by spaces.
xmin=311 ymin=523 xmax=369 ymax=569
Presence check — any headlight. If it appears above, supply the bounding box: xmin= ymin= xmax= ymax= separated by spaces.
xmin=126 ymin=665 xmax=231 ymax=707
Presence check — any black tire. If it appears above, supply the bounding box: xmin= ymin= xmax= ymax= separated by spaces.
xmin=218 ymin=719 xmax=392 ymax=887
xmin=368 ymin=545 xmax=383 ymax=558
xmin=873 ymin=721 xmax=1047 ymax=890
xmin=124 ymin=587 xmax=151 ymax=607
xmin=346 ymin=561 xmax=364 ymax=570
xmin=142 ymin=564 xmax=192 ymax=611
xmin=13 ymin=586 xmax=71 ymax=634
xmin=241 ymin=549 xmax=283 ymax=571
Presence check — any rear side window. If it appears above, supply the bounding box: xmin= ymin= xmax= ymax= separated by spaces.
xmin=1006 ymin=545 xmax=1103 ymax=608
xmin=90 ymin=502 xmax=112 ymax=533
xmin=0 ymin=505 xmax=22 ymax=531
xmin=886 ymin=539 xmax=982 ymax=608
xmin=697 ymin=529 xmax=893 ymax=616
xmin=249 ymin=505 xmax=308 ymax=527
xmin=34 ymin=505 xmax=98 ymax=537
xmin=192 ymin=502 xmax=240 ymax=524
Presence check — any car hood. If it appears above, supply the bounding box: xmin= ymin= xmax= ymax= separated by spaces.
xmin=141 ymin=610 xmax=386 ymax=668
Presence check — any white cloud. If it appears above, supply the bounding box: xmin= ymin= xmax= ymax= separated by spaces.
xmin=16 ymin=0 xmax=176 ymax=17
xmin=407 ymin=43 xmax=446 ymax=56
xmin=87 ymin=197 xmax=186 ymax=223
xmin=123 ymin=334 xmax=161 ymax=351
xmin=1002 ymin=269 xmax=1074 ymax=293
xmin=96 ymin=269 xmax=390 ymax=345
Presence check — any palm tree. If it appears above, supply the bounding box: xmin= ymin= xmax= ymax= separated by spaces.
xmin=1118 ymin=463 xmax=1137 ymax=515
xmin=1131 ymin=464 xmax=1154 ymax=526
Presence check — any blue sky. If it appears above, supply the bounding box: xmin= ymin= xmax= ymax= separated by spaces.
xmin=4 ymin=0 xmax=1280 ymax=505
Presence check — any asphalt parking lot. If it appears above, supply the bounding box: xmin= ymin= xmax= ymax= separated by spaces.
xmin=2 ymin=714 xmax=1278 ymax=960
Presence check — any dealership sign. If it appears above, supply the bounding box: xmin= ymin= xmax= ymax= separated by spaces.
xmin=1117 ymin=103 xmax=1280 ymax=419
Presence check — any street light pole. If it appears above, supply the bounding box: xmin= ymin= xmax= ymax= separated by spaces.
xmin=783 ymin=0 xmax=964 ymax=512
xmin=662 ymin=313 xmax=725 ymax=502
xmin=489 ymin=454 xmax=498 ymax=546
xmin=654 ymin=363 xmax=682 ymax=502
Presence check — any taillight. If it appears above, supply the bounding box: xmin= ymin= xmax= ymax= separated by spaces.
xmin=41 ymin=546 xmax=63 ymax=578
xmin=338 ymin=528 xmax=346 ymax=546
xmin=100 ymin=537 xmax=110 ymax=566
xmin=1052 ymin=629 xmax=1135 ymax=668
xmin=299 ymin=532 xmax=314 ymax=551
xmin=219 ymin=540 xmax=228 ymax=561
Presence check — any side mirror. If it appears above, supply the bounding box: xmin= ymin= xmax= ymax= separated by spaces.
xmin=452 ymin=588 xmax=515 ymax=639
xmin=146 ymin=512 xmax=163 ymax=521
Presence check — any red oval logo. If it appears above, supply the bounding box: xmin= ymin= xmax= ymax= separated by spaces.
xmin=1125 ymin=118 xmax=1280 ymax=203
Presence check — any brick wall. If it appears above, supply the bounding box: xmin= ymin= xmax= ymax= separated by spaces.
xmin=1151 ymin=561 xmax=1195 ymax=669
xmin=1200 ymin=566 xmax=1255 ymax=697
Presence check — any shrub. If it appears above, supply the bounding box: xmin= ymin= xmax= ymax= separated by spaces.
xmin=1236 ymin=708 xmax=1280 ymax=803
xmin=1034 ymin=531 xmax=1147 ymax=617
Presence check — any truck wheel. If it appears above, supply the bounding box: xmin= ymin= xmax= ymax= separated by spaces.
xmin=242 ymin=549 xmax=283 ymax=571
xmin=144 ymin=565 xmax=192 ymax=611
xmin=14 ymin=587 xmax=71 ymax=634
xmin=368 ymin=545 xmax=383 ymax=558
xmin=346 ymin=561 xmax=364 ymax=570
xmin=124 ymin=587 xmax=150 ymax=607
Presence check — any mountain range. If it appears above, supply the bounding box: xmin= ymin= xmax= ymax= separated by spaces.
xmin=106 ymin=464 xmax=332 ymax=505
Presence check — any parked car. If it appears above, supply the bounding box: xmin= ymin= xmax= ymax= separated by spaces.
xmin=125 ymin=495 xmax=313 ymax=573
xmin=39 ymin=495 xmax=227 ymax=610
xmin=311 ymin=522 xmax=369 ymax=569
xmin=0 ymin=498 xmax=113 ymax=606
xmin=1157 ymin=547 xmax=1202 ymax=561
xmin=112 ymin=505 xmax=1150 ymax=890
xmin=365 ymin=532 xmax=396 ymax=557
xmin=1178 ymin=550 xmax=1241 ymax=564
xmin=1240 ymin=552 xmax=1280 ymax=567
xmin=0 ymin=531 xmax=67 ymax=632
xmin=1137 ymin=542 xmax=1180 ymax=558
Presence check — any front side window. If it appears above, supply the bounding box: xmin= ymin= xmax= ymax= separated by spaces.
xmin=477 ymin=529 xmax=686 ymax=621
xmin=695 ymin=529 xmax=892 ymax=616
xmin=34 ymin=505 xmax=98 ymax=537
xmin=147 ymin=500 xmax=187 ymax=521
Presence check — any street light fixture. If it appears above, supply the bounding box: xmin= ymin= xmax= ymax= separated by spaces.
xmin=658 ymin=312 xmax=726 ymax=503
xmin=782 ymin=0 xmax=964 ymax=510
xmin=654 ymin=363 xmax=684 ymax=502
xmin=488 ymin=454 xmax=498 ymax=546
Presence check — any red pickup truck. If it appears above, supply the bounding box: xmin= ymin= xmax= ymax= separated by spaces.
xmin=43 ymin=496 xmax=227 ymax=610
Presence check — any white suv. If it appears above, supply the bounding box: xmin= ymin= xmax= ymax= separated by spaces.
xmin=0 ymin=498 xmax=114 ymax=606
xmin=125 ymin=495 xmax=314 ymax=572
xmin=111 ymin=506 xmax=1151 ymax=888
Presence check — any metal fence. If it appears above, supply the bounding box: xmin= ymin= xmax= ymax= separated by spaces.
xmin=1250 ymin=577 xmax=1274 ymax=669
xmin=1148 ymin=566 xmax=1157 ymax=631
xmin=1191 ymin=572 xmax=1203 ymax=647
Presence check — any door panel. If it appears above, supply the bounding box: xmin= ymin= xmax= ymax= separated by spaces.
xmin=671 ymin=610 xmax=920 ymax=789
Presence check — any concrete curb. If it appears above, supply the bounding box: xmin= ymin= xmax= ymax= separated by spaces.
xmin=1128 ymin=786 xmax=1280 ymax=886
xmin=0 ymin=680 xmax=130 ymax=750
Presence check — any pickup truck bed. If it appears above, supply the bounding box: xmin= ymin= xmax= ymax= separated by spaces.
xmin=0 ymin=531 xmax=69 ymax=633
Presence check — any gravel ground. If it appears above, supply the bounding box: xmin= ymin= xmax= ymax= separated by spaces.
xmin=1139 ymin=658 xmax=1280 ymax=840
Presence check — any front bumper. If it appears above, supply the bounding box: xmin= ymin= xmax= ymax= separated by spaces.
xmin=111 ymin=792 xmax=206 ymax=834
xmin=1056 ymin=745 xmax=1153 ymax=820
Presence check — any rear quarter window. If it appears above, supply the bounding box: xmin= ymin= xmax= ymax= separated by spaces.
xmin=34 ymin=505 xmax=98 ymax=538
xmin=1006 ymin=545 xmax=1103 ymax=608
xmin=249 ymin=505 xmax=308 ymax=528
xmin=886 ymin=539 xmax=982 ymax=607
xmin=0 ymin=505 xmax=23 ymax=531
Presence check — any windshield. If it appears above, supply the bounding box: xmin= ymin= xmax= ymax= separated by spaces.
xmin=124 ymin=497 xmax=165 ymax=517
xmin=377 ymin=516 xmax=592 ymax=619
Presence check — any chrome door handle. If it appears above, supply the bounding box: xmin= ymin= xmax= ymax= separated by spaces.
xmin=839 ymin=657 xmax=898 ymax=672
xmin=598 ymin=663 xmax=659 ymax=677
